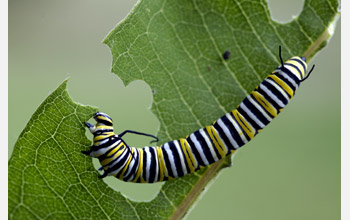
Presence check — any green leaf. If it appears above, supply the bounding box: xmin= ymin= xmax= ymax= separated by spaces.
xmin=8 ymin=0 xmax=339 ymax=219
xmin=104 ymin=0 xmax=339 ymax=219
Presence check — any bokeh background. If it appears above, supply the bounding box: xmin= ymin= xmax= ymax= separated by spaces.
xmin=9 ymin=0 xmax=340 ymax=219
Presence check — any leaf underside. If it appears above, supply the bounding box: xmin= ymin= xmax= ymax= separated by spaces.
xmin=9 ymin=0 xmax=339 ymax=219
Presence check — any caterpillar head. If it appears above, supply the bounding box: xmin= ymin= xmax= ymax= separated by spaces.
xmin=94 ymin=112 xmax=113 ymax=126
xmin=85 ymin=112 xmax=114 ymax=134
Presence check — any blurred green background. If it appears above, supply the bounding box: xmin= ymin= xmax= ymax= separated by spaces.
xmin=9 ymin=0 xmax=340 ymax=219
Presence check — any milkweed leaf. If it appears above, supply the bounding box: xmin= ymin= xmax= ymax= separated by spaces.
xmin=8 ymin=0 xmax=339 ymax=219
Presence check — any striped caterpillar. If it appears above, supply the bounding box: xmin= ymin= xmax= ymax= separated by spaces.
xmin=82 ymin=47 xmax=314 ymax=183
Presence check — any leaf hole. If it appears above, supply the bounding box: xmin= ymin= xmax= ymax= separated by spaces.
xmin=267 ymin=0 xmax=304 ymax=23
xmin=91 ymin=159 xmax=164 ymax=201
xmin=85 ymin=78 xmax=162 ymax=201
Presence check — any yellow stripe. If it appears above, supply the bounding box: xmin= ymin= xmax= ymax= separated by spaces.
xmin=95 ymin=125 xmax=112 ymax=130
xmin=251 ymin=91 xmax=278 ymax=118
xmin=93 ymin=133 xmax=114 ymax=141
xmin=205 ymin=126 xmax=226 ymax=158
xmin=268 ymin=75 xmax=294 ymax=98
xmin=285 ymin=58 xmax=305 ymax=78
xmin=156 ymin=147 xmax=165 ymax=181
xmin=179 ymin=138 xmax=195 ymax=173
xmin=209 ymin=126 xmax=228 ymax=156
xmin=96 ymin=115 xmax=112 ymax=123
xmin=106 ymin=142 xmax=124 ymax=157
xmin=133 ymin=149 xmax=144 ymax=183
xmin=118 ymin=148 xmax=134 ymax=179
xmin=232 ymin=110 xmax=255 ymax=139
xmin=101 ymin=145 xmax=125 ymax=166
xmin=182 ymin=139 xmax=197 ymax=170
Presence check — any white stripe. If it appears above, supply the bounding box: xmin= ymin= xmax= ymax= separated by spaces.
xmin=124 ymin=147 xmax=138 ymax=180
xmin=159 ymin=145 xmax=169 ymax=178
xmin=144 ymin=147 xmax=151 ymax=182
xmin=199 ymin=128 xmax=219 ymax=162
xmin=260 ymin=83 xmax=285 ymax=108
xmin=211 ymin=126 xmax=229 ymax=153
xmin=163 ymin=143 xmax=178 ymax=177
xmin=189 ymin=133 xmax=210 ymax=165
xmin=226 ymin=113 xmax=248 ymax=144
xmin=240 ymin=102 xmax=266 ymax=129
xmin=265 ymin=78 xmax=290 ymax=102
xmin=182 ymin=139 xmax=198 ymax=169
xmin=284 ymin=65 xmax=302 ymax=80
xmin=150 ymin=147 xmax=159 ymax=182
xmin=247 ymin=95 xmax=272 ymax=122
xmin=92 ymin=139 xmax=121 ymax=157
xmin=173 ymin=140 xmax=187 ymax=175
xmin=278 ymin=70 xmax=299 ymax=89
xmin=108 ymin=149 xmax=129 ymax=176
xmin=126 ymin=148 xmax=142 ymax=182
xmin=108 ymin=146 xmax=128 ymax=168
xmin=217 ymin=118 xmax=240 ymax=149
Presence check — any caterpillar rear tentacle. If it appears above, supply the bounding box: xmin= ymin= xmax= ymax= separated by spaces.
xmin=83 ymin=48 xmax=313 ymax=183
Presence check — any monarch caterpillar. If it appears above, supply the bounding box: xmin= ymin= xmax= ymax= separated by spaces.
xmin=82 ymin=47 xmax=315 ymax=183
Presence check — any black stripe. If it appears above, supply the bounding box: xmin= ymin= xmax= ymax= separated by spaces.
xmin=183 ymin=141 xmax=196 ymax=170
xmin=213 ymin=120 xmax=235 ymax=152
xmin=237 ymin=105 xmax=262 ymax=131
xmin=264 ymin=79 xmax=289 ymax=105
xmin=186 ymin=134 xmax=205 ymax=168
xmin=284 ymin=63 xmax=303 ymax=80
xmin=177 ymin=141 xmax=191 ymax=174
xmin=267 ymin=76 xmax=292 ymax=99
xmin=241 ymin=97 xmax=270 ymax=128
xmin=274 ymin=72 xmax=298 ymax=93
xmin=220 ymin=114 xmax=246 ymax=147
xmin=142 ymin=148 xmax=148 ymax=181
xmin=107 ymin=150 xmax=129 ymax=177
xmin=229 ymin=112 xmax=252 ymax=142
xmin=277 ymin=68 xmax=300 ymax=87
xmin=257 ymin=81 xmax=286 ymax=110
xmin=193 ymin=130 xmax=216 ymax=164
xmin=249 ymin=94 xmax=275 ymax=119
xmin=98 ymin=141 xmax=125 ymax=161
xmin=290 ymin=58 xmax=306 ymax=74
xmin=93 ymin=129 xmax=114 ymax=136
xmin=123 ymin=148 xmax=139 ymax=181
xmin=203 ymin=128 xmax=222 ymax=160
xmin=233 ymin=111 xmax=255 ymax=139
xmin=161 ymin=144 xmax=175 ymax=178
xmin=115 ymin=150 xmax=131 ymax=179
xmin=90 ymin=137 xmax=118 ymax=152
xmin=95 ymin=119 xmax=113 ymax=126
xmin=148 ymin=147 xmax=157 ymax=183
xmin=256 ymin=84 xmax=281 ymax=113
xmin=168 ymin=141 xmax=184 ymax=177
xmin=277 ymin=67 xmax=301 ymax=85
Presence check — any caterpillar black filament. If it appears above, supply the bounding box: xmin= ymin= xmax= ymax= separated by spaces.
xmin=82 ymin=47 xmax=314 ymax=183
